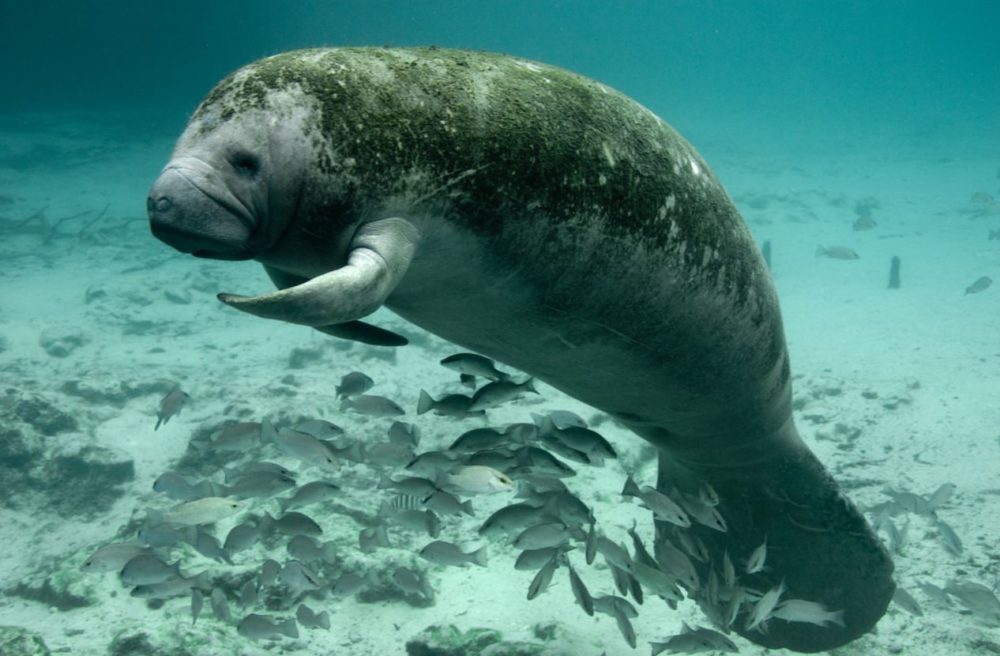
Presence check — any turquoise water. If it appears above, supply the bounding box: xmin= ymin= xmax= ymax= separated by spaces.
xmin=1 ymin=2 xmax=998 ymax=655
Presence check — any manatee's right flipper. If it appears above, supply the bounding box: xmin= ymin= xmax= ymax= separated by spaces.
xmin=219 ymin=217 xmax=419 ymax=327
xmin=313 ymin=321 xmax=408 ymax=347
xmin=652 ymin=421 xmax=894 ymax=653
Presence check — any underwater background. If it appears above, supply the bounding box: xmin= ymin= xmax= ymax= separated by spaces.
xmin=0 ymin=1 xmax=998 ymax=655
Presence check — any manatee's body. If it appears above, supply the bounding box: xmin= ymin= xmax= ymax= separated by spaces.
xmin=148 ymin=47 xmax=893 ymax=651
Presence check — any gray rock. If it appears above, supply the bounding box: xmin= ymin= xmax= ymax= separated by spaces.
xmin=38 ymin=326 xmax=89 ymax=358
xmin=0 ymin=626 xmax=50 ymax=656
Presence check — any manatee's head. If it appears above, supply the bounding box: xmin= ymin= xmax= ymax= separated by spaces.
xmin=148 ymin=65 xmax=317 ymax=261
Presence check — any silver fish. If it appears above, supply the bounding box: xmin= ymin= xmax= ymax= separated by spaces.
xmin=152 ymin=472 xmax=210 ymax=500
xmin=120 ymin=554 xmax=182 ymax=586
xmin=191 ymin=588 xmax=204 ymax=625
xmin=927 ymin=483 xmax=956 ymax=510
xmin=527 ymin=554 xmax=559 ymax=600
xmin=593 ymin=594 xmax=637 ymax=619
xmin=240 ymin=580 xmax=258 ymax=607
xmin=405 ymin=450 xmax=459 ymax=477
xmin=379 ymin=474 xmax=439 ymax=498
xmin=388 ymin=421 xmax=420 ymax=447
xmin=419 ymin=540 xmax=488 ymax=567
xmin=223 ymin=461 xmax=294 ymax=484
xmin=611 ymin=601 xmax=636 ymax=648
xmin=331 ymin=571 xmax=369 ymax=597
xmin=595 ymin=536 xmax=633 ymax=573
xmin=440 ymin=352 xmax=509 ymax=381
xmin=567 ymin=561 xmax=594 ymax=616
xmin=296 ymin=603 xmax=331 ymax=630
xmin=515 ymin=546 xmax=569 ymax=571
xmin=336 ymin=371 xmax=374 ymax=398
xmin=650 ymin=622 xmax=738 ymax=654
xmin=469 ymin=377 xmax=538 ymax=412
xmin=393 ymin=567 xmax=432 ymax=599
xmin=341 ymin=394 xmax=405 ymax=417
xmin=81 ymin=543 xmax=151 ymax=573
xmin=358 ymin=525 xmax=391 ymax=553
xmin=382 ymin=507 xmax=441 ymax=538
xmin=259 ymin=559 xmax=281 ymax=587
xmin=273 ymin=428 xmax=338 ymax=470
xmin=772 ymin=598 xmax=845 ymax=627
xmin=964 ymin=275 xmax=992 ymax=295
xmin=155 ymin=497 xmax=245 ymax=526
xmin=224 ymin=471 xmax=297 ymax=499
xmin=191 ymin=530 xmax=232 ymax=564
xmin=745 ymin=538 xmax=767 ymax=574
xmin=630 ymin=560 xmax=682 ymax=602
xmin=936 ymin=517 xmax=963 ymax=556
xmin=536 ymin=415 xmax=616 ymax=461
xmin=130 ymin=572 xmax=210 ymax=599
xmin=211 ymin=587 xmax=232 ymax=622
xmin=479 ymin=502 xmax=546 ymax=539
xmin=137 ymin=524 xmax=189 ymax=548
xmin=155 ymin=387 xmax=189 ymax=430
xmin=439 ymin=465 xmax=514 ymax=496
xmin=278 ymin=480 xmax=341 ymax=512
xmin=287 ymin=534 xmax=337 ymax=563
xmin=223 ymin=521 xmax=261 ymax=556
xmin=279 ymin=560 xmax=323 ymax=594
xmin=916 ymin=581 xmax=952 ymax=607
xmin=294 ymin=419 xmax=345 ymax=439
xmin=271 ymin=511 xmax=322 ymax=536
xmin=815 ymin=245 xmax=860 ymax=260
xmin=513 ymin=522 xmax=571 ymax=551
xmin=513 ymin=446 xmax=575 ymax=478
xmin=210 ymin=422 xmax=261 ymax=451
xmin=893 ymin=586 xmax=924 ymax=616
xmin=416 ymin=390 xmax=484 ymax=418
xmin=237 ymin=613 xmax=298 ymax=640
xmin=746 ymin=580 xmax=786 ymax=632
xmin=541 ymin=490 xmax=592 ymax=526
xmin=945 ymin=580 xmax=1000 ymax=625
xmin=424 ymin=490 xmax=474 ymax=516
xmin=547 ymin=410 xmax=587 ymax=430
xmin=447 ymin=427 xmax=508 ymax=453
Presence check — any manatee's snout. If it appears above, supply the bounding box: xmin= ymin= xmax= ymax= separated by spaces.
xmin=148 ymin=159 xmax=259 ymax=260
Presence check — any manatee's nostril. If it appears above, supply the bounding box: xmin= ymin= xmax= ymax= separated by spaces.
xmin=155 ymin=197 xmax=172 ymax=212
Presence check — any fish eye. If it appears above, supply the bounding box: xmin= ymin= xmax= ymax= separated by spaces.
xmin=230 ymin=152 xmax=260 ymax=178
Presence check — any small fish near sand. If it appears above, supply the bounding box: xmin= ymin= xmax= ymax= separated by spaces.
xmin=335 ymin=371 xmax=374 ymax=398
xmin=964 ymin=276 xmax=992 ymax=295
xmin=816 ymin=245 xmax=860 ymax=260
xmin=440 ymin=352 xmax=510 ymax=382
xmin=852 ymin=215 xmax=877 ymax=231
xmin=155 ymin=386 xmax=189 ymax=430
xmin=341 ymin=394 xmax=405 ymax=417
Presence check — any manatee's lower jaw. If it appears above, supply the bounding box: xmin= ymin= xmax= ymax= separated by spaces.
xmin=148 ymin=165 xmax=258 ymax=259
xmin=655 ymin=426 xmax=894 ymax=653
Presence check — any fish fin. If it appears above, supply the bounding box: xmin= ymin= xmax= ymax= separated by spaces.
xmin=314 ymin=321 xmax=408 ymax=346
xmin=473 ymin=545 xmax=489 ymax=567
xmin=260 ymin=419 xmax=278 ymax=443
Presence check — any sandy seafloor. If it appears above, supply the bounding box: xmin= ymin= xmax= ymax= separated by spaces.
xmin=0 ymin=108 xmax=998 ymax=656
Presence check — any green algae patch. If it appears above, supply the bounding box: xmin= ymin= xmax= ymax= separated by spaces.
xmin=0 ymin=626 xmax=51 ymax=656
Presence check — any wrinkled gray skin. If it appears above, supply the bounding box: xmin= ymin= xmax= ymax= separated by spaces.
xmin=148 ymin=47 xmax=893 ymax=652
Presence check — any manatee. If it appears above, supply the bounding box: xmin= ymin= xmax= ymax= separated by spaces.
xmin=147 ymin=47 xmax=893 ymax=652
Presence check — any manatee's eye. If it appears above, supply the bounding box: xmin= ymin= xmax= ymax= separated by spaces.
xmin=230 ymin=152 xmax=260 ymax=178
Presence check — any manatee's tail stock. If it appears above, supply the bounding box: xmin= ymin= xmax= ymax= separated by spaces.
xmin=653 ymin=420 xmax=894 ymax=653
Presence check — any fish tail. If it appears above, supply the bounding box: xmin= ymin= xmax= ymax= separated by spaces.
xmin=260 ymin=419 xmax=278 ymax=443
xmin=621 ymin=475 xmax=642 ymax=499
xmin=416 ymin=390 xmax=435 ymax=415
xmin=523 ymin=377 xmax=538 ymax=394
xmin=472 ymin=545 xmax=489 ymax=567
xmin=154 ymin=416 xmax=163 ymax=431
xmin=280 ymin=618 xmax=299 ymax=639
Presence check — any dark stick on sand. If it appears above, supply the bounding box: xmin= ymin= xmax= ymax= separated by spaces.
xmin=888 ymin=256 xmax=901 ymax=289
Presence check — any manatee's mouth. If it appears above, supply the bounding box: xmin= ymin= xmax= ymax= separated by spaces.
xmin=148 ymin=157 xmax=265 ymax=260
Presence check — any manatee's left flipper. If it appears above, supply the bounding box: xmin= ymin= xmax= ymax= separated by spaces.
xmin=314 ymin=321 xmax=408 ymax=347
xmin=261 ymin=265 xmax=408 ymax=346
xmin=219 ymin=217 xmax=419 ymax=326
